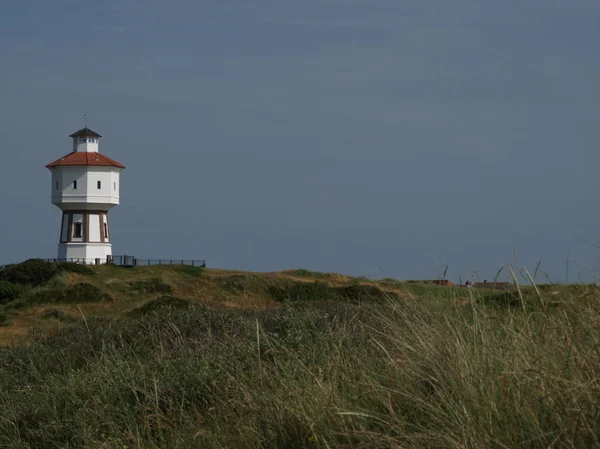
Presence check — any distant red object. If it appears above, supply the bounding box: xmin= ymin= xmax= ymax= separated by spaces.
xmin=425 ymin=279 xmax=454 ymax=287
xmin=474 ymin=281 xmax=512 ymax=290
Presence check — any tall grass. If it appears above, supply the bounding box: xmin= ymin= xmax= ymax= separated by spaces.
xmin=0 ymin=291 xmax=598 ymax=448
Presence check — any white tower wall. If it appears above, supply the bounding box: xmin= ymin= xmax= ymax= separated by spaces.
xmin=47 ymin=127 xmax=125 ymax=264
xmin=73 ymin=137 xmax=99 ymax=153
xmin=58 ymin=243 xmax=113 ymax=263
xmin=50 ymin=166 xmax=121 ymax=210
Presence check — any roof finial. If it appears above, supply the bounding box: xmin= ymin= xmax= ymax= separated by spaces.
xmin=83 ymin=114 xmax=88 ymax=128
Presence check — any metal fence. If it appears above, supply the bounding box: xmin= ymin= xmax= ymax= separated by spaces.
xmin=110 ymin=255 xmax=206 ymax=267
xmin=41 ymin=256 xmax=206 ymax=268
xmin=43 ymin=258 xmax=105 ymax=265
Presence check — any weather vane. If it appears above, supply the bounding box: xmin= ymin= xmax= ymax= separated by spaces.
xmin=83 ymin=114 xmax=88 ymax=128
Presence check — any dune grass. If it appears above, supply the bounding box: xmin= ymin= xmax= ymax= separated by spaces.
xmin=0 ymin=282 xmax=598 ymax=448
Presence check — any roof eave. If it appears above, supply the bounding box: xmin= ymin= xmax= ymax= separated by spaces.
xmin=45 ymin=163 xmax=125 ymax=168
xmin=69 ymin=127 xmax=103 ymax=138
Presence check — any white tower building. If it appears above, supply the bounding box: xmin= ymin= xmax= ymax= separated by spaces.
xmin=46 ymin=127 xmax=125 ymax=263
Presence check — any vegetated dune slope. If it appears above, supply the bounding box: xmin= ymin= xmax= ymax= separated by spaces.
xmin=1 ymin=263 xmax=413 ymax=342
xmin=0 ymin=260 xmax=598 ymax=448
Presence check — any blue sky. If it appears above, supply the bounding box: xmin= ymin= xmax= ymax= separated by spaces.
xmin=1 ymin=0 xmax=599 ymax=282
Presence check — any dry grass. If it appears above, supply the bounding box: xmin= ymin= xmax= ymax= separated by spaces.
xmin=0 ymin=264 xmax=568 ymax=346
xmin=0 ymin=280 xmax=598 ymax=448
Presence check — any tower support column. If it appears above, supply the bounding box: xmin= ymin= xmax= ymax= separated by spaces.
xmin=57 ymin=210 xmax=112 ymax=263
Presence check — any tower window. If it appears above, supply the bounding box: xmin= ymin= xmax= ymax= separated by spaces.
xmin=74 ymin=222 xmax=83 ymax=238
xmin=56 ymin=181 xmax=59 ymax=190
xmin=114 ymin=182 xmax=117 ymax=191
xmin=103 ymin=223 xmax=109 ymax=240
xmin=97 ymin=181 xmax=102 ymax=189
xmin=73 ymin=180 xmax=78 ymax=190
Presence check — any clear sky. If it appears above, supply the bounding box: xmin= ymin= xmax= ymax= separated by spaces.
xmin=1 ymin=0 xmax=599 ymax=283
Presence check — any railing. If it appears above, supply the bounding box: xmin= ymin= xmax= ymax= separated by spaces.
xmin=44 ymin=258 xmax=105 ymax=265
xmin=41 ymin=257 xmax=206 ymax=268
xmin=137 ymin=259 xmax=206 ymax=267
xmin=110 ymin=255 xmax=206 ymax=267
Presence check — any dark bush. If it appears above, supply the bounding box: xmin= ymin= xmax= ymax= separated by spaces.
xmin=20 ymin=286 xmax=67 ymax=306
xmin=335 ymin=285 xmax=395 ymax=302
xmin=0 ymin=259 xmax=58 ymax=286
xmin=220 ymin=275 xmax=248 ymax=293
xmin=268 ymin=281 xmax=395 ymax=303
xmin=41 ymin=308 xmax=73 ymax=321
xmin=19 ymin=282 xmax=110 ymax=306
xmin=0 ymin=281 xmax=24 ymax=303
xmin=268 ymin=282 xmax=338 ymax=302
xmin=127 ymin=296 xmax=193 ymax=317
xmin=127 ymin=278 xmax=173 ymax=294
xmin=284 ymin=269 xmax=337 ymax=280
xmin=175 ymin=265 xmax=204 ymax=278
xmin=56 ymin=262 xmax=95 ymax=275
xmin=64 ymin=283 xmax=112 ymax=303
xmin=217 ymin=274 xmax=290 ymax=295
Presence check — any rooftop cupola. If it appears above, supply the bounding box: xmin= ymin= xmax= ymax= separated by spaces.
xmin=70 ymin=127 xmax=102 ymax=153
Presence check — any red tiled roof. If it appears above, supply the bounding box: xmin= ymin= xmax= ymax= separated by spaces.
xmin=46 ymin=152 xmax=125 ymax=169
xmin=70 ymin=127 xmax=102 ymax=138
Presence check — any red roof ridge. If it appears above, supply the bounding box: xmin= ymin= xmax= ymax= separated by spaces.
xmin=46 ymin=151 xmax=125 ymax=169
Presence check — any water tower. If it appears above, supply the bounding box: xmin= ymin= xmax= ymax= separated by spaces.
xmin=46 ymin=126 xmax=125 ymax=263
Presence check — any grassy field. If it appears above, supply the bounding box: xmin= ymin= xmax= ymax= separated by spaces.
xmin=0 ymin=260 xmax=599 ymax=448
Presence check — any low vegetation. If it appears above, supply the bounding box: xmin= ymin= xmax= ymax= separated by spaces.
xmin=0 ymin=260 xmax=598 ymax=448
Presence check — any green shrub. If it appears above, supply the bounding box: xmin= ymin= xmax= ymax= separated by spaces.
xmin=335 ymin=284 xmax=395 ymax=302
xmin=127 ymin=278 xmax=173 ymax=294
xmin=56 ymin=262 xmax=95 ymax=275
xmin=18 ymin=286 xmax=66 ymax=306
xmin=286 ymin=269 xmax=315 ymax=277
xmin=220 ymin=275 xmax=248 ymax=293
xmin=41 ymin=308 xmax=73 ymax=321
xmin=0 ymin=259 xmax=58 ymax=286
xmin=268 ymin=282 xmax=394 ymax=303
xmin=16 ymin=282 xmax=110 ymax=307
xmin=0 ymin=311 xmax=8 ymax=326
xmin=268 ymin=281 xmax=338 ymax=302
xmin=64 ymin=283 xmax=112 ymax=303
xmin=175 ymin=265 xmax=204 ymax=278
xmin=349 ymin=276 xmax=371 ymax=282
xmin=0 ymin=260 xmax=95 ymax=289
xmin=284 ymin=269 xmax=337 ymax=280
xmin=127 ymin=296 xmax=193 ymax=317
xmin=0 ymin=281 xmax=24 ymax=303
xmin=216 ymin=274 xmax=290 ymax=295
